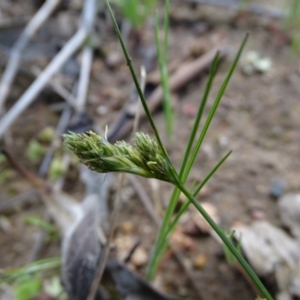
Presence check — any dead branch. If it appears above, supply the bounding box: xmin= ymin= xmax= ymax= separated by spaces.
xmin=0 ymin=0 xmax=61 ymax=114
xmin=76 ymin=44 xmax=93 ymax=113
xmin=0 ymin=0 xmax=97 ymax=139
xmin=176 ymin=0 xmax=285 ymax=19
xmin=31 ymin=67 xmax=77 ymax=109
xmin=0 ymin=189 xmax=37 ymax=213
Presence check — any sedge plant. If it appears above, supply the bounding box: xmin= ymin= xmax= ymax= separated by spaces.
xmin=63 ymin=1 xmax=273 ymax=299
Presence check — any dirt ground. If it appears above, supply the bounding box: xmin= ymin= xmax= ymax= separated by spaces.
xmin=0 ymin=1 xmax=300 ymax=300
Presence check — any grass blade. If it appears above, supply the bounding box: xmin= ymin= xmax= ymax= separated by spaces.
xmin=167 ymin=150 xmax=231 ymax=235
xmin=155 ymin=2 xmax=173 ymax=138
xmin=0 ymin=257 xmax=61 ymax=284
xmin=146 ymin=51 xmax=220 ymax=279
xmin=106 ymin=0 xmax=170 ymax=163
xmin=184 ymin=33 xmax=248 ymax=183
xmin=175 ymin=180 xmax=272 ymax=300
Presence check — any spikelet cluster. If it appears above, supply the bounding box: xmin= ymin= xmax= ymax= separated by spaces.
xmin=63 ymin=131 xmax=174 ymax=183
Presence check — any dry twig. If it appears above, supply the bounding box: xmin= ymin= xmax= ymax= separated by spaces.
xmin=0 ymin=0 xmax=97 ymax=138
xmin=0 ymin=189 xmax=37 ymax=213
xmin=0 ymin=0 xmax=61 ymax=114
xmin=31 ymin=67 xmax=77 ymax=109
xmin=177 ymin=0 xmax=285 ymax=19
xmin=76 ymin=43 xmax=93 ymax=113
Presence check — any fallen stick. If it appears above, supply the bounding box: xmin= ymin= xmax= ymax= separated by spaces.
xmin=0 ymin=189 xmax=37 ymax=213
xmin=174 ymin=0 xmax=285 ymax=19
xmin=31 ymin=67 xmax=77 ymax=109
xmin=76 ymin=44 xmax=93 ymax=113
xmin=28 ymin=50 xmax=87 ymax=258
xmin=0 ymin=0 xmax=97 ymax=139
xmin=0 ymin=0 xmax=61 ymax=114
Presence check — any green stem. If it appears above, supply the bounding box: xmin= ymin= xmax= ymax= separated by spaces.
xmin=155 ymin=11 xmax=172 ymax=138
xmin=146 ymin=53 xmax=220 ymax=279
xmin=175 ymin=179 xmax=273 ymax=300
xmin=106 ymin=0 xmax=170 ymax=164
xmin=168 ymin=151 xmax=231 ymax=235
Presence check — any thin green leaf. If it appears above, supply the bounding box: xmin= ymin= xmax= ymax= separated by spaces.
xmin=155 ymin=10 xmax=173 ymax=137
xmin=184 ymin=34 xmax=248 ymax=184
xmin=106 ymin=0 xmax=170 ymax=164
xmin=0 ymin=257 xmax=61 ymax=284
xmin=168 ymin=151 xmax=231 ymax=235
xmin=25 ymin=216 xmax=58 ymax=235
xmin=163 ymin=0 xmax=170 ymax=60
xmin=175 ymin=180 xmax=272 ymax=300
xmin=146 ymin=52 xmax=220 ymax=279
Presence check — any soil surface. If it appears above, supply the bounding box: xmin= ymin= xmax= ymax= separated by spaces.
xmin=0 ymin=1 xmax=299 ymax=300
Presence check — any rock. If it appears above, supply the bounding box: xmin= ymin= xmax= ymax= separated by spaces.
xmin=96 ymin=105 xmax=108 ymax=116
xmin=242 ymin=50 xmax=272 ymax=75
xmin=250 ymin=207 xmax=265 ymax=220
xmin=182 ymin=103 xmax=197 ymax=117
xmin=119 ymin=221 xmax=134 ymax=234
xmin=269 ymin=178 xmax=285 ymax=199
xmin=244 ymin=51 xmax=260 ymax=64
xmin=279 ymin=193 xmax=300 ymax=240
xmin=255 ymin=57 xmax=272 ymax=73
xmin=233 ymin=220 xmax=300 ymax=299
xmin=233 ymin=220 xmax=299 ymax=275
xmin=114 ymin=235 xmax=137 ymax=261
xmin=105 ymin=51 xmax=123 ymax=68
xmin=171 ymin=229 xmax=196 ymax=251
xmin=0 ymin=216 xmax=12 ymax=233
xmin=192 ymin=202 xmax=220 ymax=234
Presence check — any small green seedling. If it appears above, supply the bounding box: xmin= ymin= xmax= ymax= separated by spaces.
xmin=0 ymin=257 xmax=61 ymax=285
xmin=25 ymin=216 xmax=60 ymax=242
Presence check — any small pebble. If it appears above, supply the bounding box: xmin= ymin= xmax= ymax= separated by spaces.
xmin=96 ymin=105 xmax=108 ymax=116
xmin=119 ymin=221 xmax=134 ymax=234
xmin=193 ymin=254 xmax=207 ymax=269
xmin=255 ymin=58 xmax=272 ymax=73
xmin=251 ymin=208 xmax=265 ymax=220
xmin=105 ymin=51 xmax=123 ymax=68
xmin=131 ymin=247 xmax=148 ymax=267
xmin=0 ymin=216 xmax=12 ymax=233
xmin=182 ymin=103 xmax=197 ymax=117
xmin=269 ymin=178 xmax=285 ymax=199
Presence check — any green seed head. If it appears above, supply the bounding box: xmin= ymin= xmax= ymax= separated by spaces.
xmin=63 ymin=131 xmax=174 ymax=183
